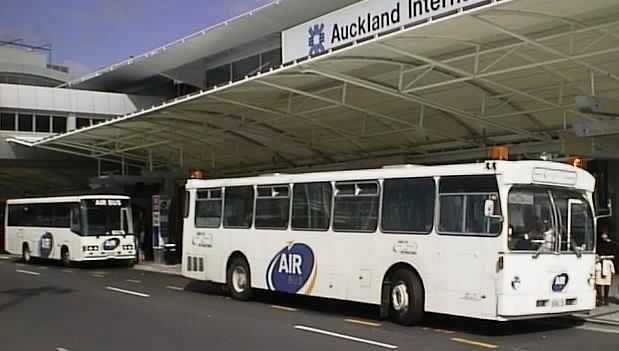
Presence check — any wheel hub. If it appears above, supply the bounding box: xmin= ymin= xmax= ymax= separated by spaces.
xmin=232 ymin=267 xmax=248 ymax=293
xmin=391 ymin=282 xmax=409 ymax=312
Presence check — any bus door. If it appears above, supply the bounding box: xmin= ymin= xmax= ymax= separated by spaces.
xmin=436 ymin=176 xmax=502 ymax=316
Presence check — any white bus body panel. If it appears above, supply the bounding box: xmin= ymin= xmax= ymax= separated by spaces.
xmin=4 ymin=195 xmax=135 ymax=262
xmin=182 ymin=161 xmax=596 ymax=321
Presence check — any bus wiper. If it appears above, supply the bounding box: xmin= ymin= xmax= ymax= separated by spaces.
xmin=569 ymin=242 xmax=583 ymax=258
xmin=532 ymin=245 xmax=547 ymax=259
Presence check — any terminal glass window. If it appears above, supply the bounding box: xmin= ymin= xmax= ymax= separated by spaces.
xmin=232 ymin=55 xmax=260 ymax=81
xmin=223 ymin=186 xmax=254 ymax=228
xmin=18 ymin=114 xmax=33 ymax=132
xmin=35 ymin=115 xmax=51 ymax=132
xmin=438 ymin=176 xmax=502 ymax=235
xmin=52 ymin=116 xmax=67 ymax=133
xmin=255 ymin=185 xmax=290 ymax=230
xmin=206 ymin=64 xmax=231 ymax=88
xmin=195 ymin=189 xmax=223 ymax=228
xmin=333 ymin=181 xmax=380 ymax=232
xmin=76 ymin=117 xmax=90 ymax=129
xmin=382 ymin=178 xmax=435 ymax=234
xmin=260 ymin=48 xmax=282 ymax=73
xmin=292 ymin=182 xmax=332 ymax=231
xmin=1 ymin=112 xmax=16 ymax=131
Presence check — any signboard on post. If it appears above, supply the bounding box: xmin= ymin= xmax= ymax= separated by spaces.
xmin=152 ymin=195 xmax=162 ymax=248
xmin=282 ymin=0 xmax=506 ymax=63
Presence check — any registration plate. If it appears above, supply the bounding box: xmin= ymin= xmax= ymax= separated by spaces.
xmin=551 ymin=299 xmax=565 ymax=307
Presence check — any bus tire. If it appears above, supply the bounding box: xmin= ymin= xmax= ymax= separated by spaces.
xmin=227 ymin=257 xmax=252 ymax=301
xmin=61 ymin=246 xmax=72 ymax=267
xmin=389 ymin=268 xmax=424 ymax=325
xmin=22 ymin=244 xmax=32 ymax=264
xmin=126 ymin=259 xmax=136 ymax=268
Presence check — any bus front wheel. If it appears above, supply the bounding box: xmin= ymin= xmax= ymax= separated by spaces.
xmin=389 ymin=269 xmax=424 ymax=325
xmin=61 ymin=247 xmax=71 ymax=267
xmin=22 ymin=244 xmax=32 ymax=264
xmin=226 ymin=257 xmax=252 ymax=301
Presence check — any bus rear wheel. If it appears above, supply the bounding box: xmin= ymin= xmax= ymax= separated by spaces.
xmin=227 ymin=257 xmax=252 ymax=301
xmin=22 ymin=244 xmax=32 ymax=264
xmin=389 ymin=269 xmax=424 ymax=326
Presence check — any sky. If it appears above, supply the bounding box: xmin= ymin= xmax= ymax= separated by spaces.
xmin=1 ymin=0 xmax=272 ymax=77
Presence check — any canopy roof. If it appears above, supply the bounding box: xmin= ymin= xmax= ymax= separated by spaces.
xmin=13 ymin=0 xmax=619 ymax=176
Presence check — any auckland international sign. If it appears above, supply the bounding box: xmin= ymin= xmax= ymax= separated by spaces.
xmin=282 ymin=0 xmax=509 ymax=62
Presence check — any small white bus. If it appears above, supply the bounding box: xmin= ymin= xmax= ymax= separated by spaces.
xmin=182 ymin=161 xmax=598 ymax=324
xmin=4 ymin=195 xmax=136 ymax=266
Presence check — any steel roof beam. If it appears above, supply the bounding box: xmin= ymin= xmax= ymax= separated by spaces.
xmin=256 ymin=79 xmax=485 ymax=146
xmin=303 ymin=66 xmax=544 ymax=142
xmin=471 ymin=15 xmax=619 ymax=84
xmin=208 ymin=95 xmax=368 ymax=152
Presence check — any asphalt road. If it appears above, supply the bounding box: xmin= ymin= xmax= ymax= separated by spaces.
xmin=1 ymin=254 xmax=617 ymax=351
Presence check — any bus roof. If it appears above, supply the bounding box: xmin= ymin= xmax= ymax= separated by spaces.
xmin=186 ymin=160 xmax=595 ymax=193
xmin=6 ymin=195 xmax=130 ymax=205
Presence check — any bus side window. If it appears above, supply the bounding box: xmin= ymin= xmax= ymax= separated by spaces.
xmin=333 ymin=181 xmax=380 ymax=233
xmin=438 ymin=176 xmax=502 ymax=236
xmin=223 ymin=186 xmax=254 ymax=229
xmin=382 ymin=177 xmax=435 ymax=234
xmin=70 ymin=205 xmax=81 ymax=234
xmin=292 ymin=182 xmax=332 ymax=231
xmin=255 ymin=185 xmax=290 ymax=230
xmin=195 ymin=189 xmax=223 ymax=228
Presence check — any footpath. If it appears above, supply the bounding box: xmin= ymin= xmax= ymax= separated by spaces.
xmin=573 ymin=276 xmax=619 ymax=326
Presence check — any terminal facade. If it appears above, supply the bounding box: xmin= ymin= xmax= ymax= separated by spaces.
xmin=1 ymin=0 xmax=619 ymax=258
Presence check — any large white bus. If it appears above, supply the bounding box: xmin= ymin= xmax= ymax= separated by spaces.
xmin=182 ymin=161 xmax=598 ymax=324
xmin=4 ymin=195 xmax=136 ymax=266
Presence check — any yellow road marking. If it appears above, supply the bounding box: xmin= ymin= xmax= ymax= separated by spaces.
xmin=271 ymin=305 xmax=299 ymax=312
xmin=450 ymin=337 xmax=498 ymax=349
xmin=345 ymin=319 xmax=382 ymax=327
xmin=432 ymin=328 xmax=455 ymax=334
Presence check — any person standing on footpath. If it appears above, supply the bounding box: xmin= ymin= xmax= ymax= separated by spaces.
xmin=595 ymin=255 xmax=616 ymax=306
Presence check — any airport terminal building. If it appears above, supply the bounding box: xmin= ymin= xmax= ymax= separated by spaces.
xmin=2 ymin=0 xmax=619 ymax=255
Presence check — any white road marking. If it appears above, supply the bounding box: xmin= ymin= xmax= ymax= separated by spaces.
xmin=294 ymin=325 xmax=398 ymax=349
xmin=166 ymin=286 xmax=184 ymax=291
xmin=576 ymin=325 xmax=619 ymax=334
xmin=0 ymin=255 xmax=11 ymax=260
xmin=62 ymin=269 xmax=74 ymax=273
xmin=91 ymin=274 xmax=106 ymax=278
xmin=126 ymin=279 xmax=142 ymax=284
xmin=272 ymin=305 xmax=299 ymax=312
xmin=16 ymin=263 xmax=25 ymax=267
xmin=16 ymin=269 xmax=40 ymax=276
xmin=57 ymin=347 xmax=71 ymax=351
xmin=344 ymin=318 xmax=382 ymax=327
xmin=105 ymin=286 xmax=150 ymax=298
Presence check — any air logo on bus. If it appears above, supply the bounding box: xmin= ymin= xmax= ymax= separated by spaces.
xmin=266 ymin=242 xmax=317 ymax=294
xmin=552 ymin=273 xmax=569 ymax=292
xmin=39 ymin=232 xmax=54 ymax=258
xmin=103 ymin=238 xmax=120 ymax=251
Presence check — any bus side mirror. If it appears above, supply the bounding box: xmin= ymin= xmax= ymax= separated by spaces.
xmin=484 ymin=199 xmax=503 ymax=221
xmin=596 ymin=199 xmax=613 ymax=220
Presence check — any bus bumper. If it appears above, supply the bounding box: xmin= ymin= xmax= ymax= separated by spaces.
xmin=497 ymin=291 xmax=595 ymax=318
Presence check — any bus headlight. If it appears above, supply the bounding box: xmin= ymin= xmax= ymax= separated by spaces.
xmin=511 ymin=276 xmax=521 ymax=290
